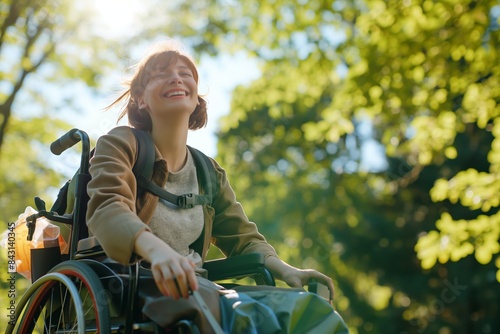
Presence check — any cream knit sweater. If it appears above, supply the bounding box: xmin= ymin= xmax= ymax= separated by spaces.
xmin=148 ymin=150 xmax=204 ymax=268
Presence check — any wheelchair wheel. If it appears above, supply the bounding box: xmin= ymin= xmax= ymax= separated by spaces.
xmin=7 ymin=261 xmax=110 ymax=334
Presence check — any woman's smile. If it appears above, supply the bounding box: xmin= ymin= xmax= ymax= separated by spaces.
xmin=163 ymin=89 xmax=188 ymax=98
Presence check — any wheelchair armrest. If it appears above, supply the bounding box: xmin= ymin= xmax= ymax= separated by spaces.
xmin=74 ymin=236 xmax=106 ymax=260
xmin=203 ymin=253 xmax=275 ymax=286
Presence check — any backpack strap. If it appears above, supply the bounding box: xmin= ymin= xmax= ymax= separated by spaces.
xmin=188 ymin=145 xmax=217 ymax=205
xmin=131 ymin=128 xmax=155 ymax=198
xmin=131 ymin=128 xmax=217 ymax=209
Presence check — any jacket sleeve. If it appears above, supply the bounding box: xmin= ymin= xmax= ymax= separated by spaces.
xmin=86 ymin=126 xmax=151 ymax=265
xmin=210 ymin=159 xmax=279 ymax=259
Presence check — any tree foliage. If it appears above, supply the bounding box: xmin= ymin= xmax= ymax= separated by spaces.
xmin=0 ymin=0 xmax=126 ymax=220
xmin=0 ymin=2 xmax=131 ymax=331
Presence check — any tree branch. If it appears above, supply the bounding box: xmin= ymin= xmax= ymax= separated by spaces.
xmin=0 ymin=10 xmax=56 ymax=154
xmin=0 ymin=0 xmax=23 ymax=51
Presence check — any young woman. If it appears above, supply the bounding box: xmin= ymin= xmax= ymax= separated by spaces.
xmin=86 ymin=41 xmax=348 ymax=333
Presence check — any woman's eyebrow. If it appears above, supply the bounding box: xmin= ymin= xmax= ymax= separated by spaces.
xmin=154 ymin=64 xmax=192 ymax=74
xmin=177 ymin=65 xmax=192 ymax=71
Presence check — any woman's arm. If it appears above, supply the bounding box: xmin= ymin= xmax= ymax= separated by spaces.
xmin=209 ymin=159 xmax=334 ymax=298
xmin=87 ymin=126 xmax=152 ymax=265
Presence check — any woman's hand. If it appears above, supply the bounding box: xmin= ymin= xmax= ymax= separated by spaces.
xmin=134 ymin=230 xmax=198 ymax=299
xmin=282 ymin=268 xmax=334 ymax=299
xmin=265 ymin=255 xmax=335 ymax=300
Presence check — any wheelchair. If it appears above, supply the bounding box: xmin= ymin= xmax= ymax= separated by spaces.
xmin=6 ymin=129 xmax=276 ymax=334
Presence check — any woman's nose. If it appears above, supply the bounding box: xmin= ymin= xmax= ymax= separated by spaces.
xmin=169 ymin=73 xmax=182 ymax=84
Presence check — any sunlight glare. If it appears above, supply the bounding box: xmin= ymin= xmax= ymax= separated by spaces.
xmin=86 ymin=0 xmax=145 ymax=37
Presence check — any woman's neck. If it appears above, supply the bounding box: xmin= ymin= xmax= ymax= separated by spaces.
xmin=151 ymin=121 xmax=189 ymax=172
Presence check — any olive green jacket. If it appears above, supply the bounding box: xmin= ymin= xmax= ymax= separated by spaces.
xmin=86 ymin=126 xmax=278 ymax=266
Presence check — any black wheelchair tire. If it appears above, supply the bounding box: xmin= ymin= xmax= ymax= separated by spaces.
xmin=7 ymin=260 xmax=110 ymax=334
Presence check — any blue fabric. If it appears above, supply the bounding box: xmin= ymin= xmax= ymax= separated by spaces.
xmin=220 ymin=286 xmax=349 ymax=334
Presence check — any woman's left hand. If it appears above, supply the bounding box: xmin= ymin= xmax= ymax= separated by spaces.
xmin=282 ymin=268 xmax=334 ymax=299
xmin=265 ymin=256 xmax=335 ymax=300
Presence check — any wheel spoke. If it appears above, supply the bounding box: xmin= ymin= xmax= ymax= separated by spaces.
xmin=33 ymin=304 xmax=44 ymax=333
xmin=58 ymin=281 xmax=66 ymax=331
xmin=7 ymin=263 xmax=109 ymax=334
xmin=79 ymin=279 xmax=92 ymax=319
xmin=49 ymin=287 xmax=54 ymax=332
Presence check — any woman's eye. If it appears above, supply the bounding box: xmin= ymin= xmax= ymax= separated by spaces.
xmin=150 ymin=74 xmax=167 ymax=82
xmin=181 ymin=72 xmax=192 ymax=77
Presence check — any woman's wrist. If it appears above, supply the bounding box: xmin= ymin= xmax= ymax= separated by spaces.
xmin=134 ymin=230 xmax=172 ymax=262
xmin=264 ymin=255 xmax=298 ymax=282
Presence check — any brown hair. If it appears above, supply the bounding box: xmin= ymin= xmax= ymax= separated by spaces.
xmin=108 ymin=42 xmax=207 ymax=131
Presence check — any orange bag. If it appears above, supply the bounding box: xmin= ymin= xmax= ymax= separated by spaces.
xmin=1 ymin=206 xmax=68 ymax=281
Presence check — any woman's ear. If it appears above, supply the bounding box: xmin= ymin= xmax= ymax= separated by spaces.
xmin=138 ymin=97 xmax=148 ymax=110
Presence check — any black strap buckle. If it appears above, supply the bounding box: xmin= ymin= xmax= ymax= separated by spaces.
xmin=178 ymin=193 xmax=195 ymax=208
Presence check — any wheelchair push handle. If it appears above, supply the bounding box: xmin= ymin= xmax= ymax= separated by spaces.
xmin=308 ymin=279 xmax=333 ymax=303
xmin=50 ymin=128 xmax=81 ymax=155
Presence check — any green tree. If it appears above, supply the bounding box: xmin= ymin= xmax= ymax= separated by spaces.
xmin=0 ymin=0 xmax=124 ymax=220
xmin=0 ymin=0 xmax=119 ymax=151
xmin=0 ymin=1 xmax=129 ymax=332
xmin=216 ymin=70 xmax=500 ymax=333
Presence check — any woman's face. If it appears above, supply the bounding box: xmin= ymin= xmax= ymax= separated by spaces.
xmin=138 ymin=58 xmax=198 ymax=125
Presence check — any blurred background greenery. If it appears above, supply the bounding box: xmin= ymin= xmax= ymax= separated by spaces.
xmin=1 ymin=0 xmax=499 ymax=333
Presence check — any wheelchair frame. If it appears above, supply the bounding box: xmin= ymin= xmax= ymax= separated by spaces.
xmin=6 ymin=129 xmax=275 ymax=334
